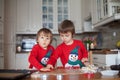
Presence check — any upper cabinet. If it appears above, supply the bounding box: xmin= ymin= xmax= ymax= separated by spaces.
xmin=41 ymin=0 xmax=82 ymax=33
xmin=0 ymin=0 xmax=4 ymax=69
xmin=41 ymin=0 xmax=69 ymax=34
xmin=69 ymin=0 xmax=82 ymax=33
xmin=0 ymin=0 xmax=4 ymax=22
xmin=16 ymin=0 xmax=42 ymax=34
xmin=81 ymin=0 xmax=91 ymax=21
xmin=91 ymin=0 xmax=120 ymax=28
xmin=16 ymin=0 xmax=83 ymax=34
xmin=81 ymin=0 xmax=97 ymax=32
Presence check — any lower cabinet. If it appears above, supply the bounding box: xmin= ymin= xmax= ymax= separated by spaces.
xmin=92 ymin=54 xmax=117 ymax=67
xmin=15 ymin=53 xmax=63 ymax=69
xmin=0 ymin=57 xmax=4 ymax=69
xmin=15 ymin=54 xmax=29 ymax=69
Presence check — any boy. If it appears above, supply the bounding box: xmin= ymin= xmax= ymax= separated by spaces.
xmin=28 ymin=28 xmax=55 ymax=71
xmin=47 ymin=20 xmax=89 ymax=69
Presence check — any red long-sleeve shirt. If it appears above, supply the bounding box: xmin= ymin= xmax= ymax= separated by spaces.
xmin=48 ymin=40 xmax=88 ymax=67
xmin=28 ymin=44 xmax=54 ymax=70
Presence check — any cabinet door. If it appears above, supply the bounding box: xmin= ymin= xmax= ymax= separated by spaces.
xmin=92 ymin=54 xmax=106 ymax=64
xmin=0 ymin=22 xmax=3 ymax=57
xmin=81 ymin=0 xmax=91 ymax=20
xmin=0 ymin=57 xmax=4 ymax=69
xmin=92 ymin=54 xmax=117 ymax=67
xmin=106 ymin=54 xmax=117 ymax=66
xmin=29 ymin=0 xmax=42 ymax=33
xmin=16 ymin=0 xmax=29 ymax=33
xmin=69 ymin=0 xmax=82 ymax=33
xmin=4 ymin=44 xmax=16 ymax=69
xmin=15 ymin=54 xmax=29 ymax=69
xmin=0 ymin=21 xmax=4 ymax=69
xmin=0 ymin=0 xmax=4 ymax=21
xmin=91 ymin=0 xmax=99 ymax=25
xmin=41 ymin=0 xmax=69 ymax=34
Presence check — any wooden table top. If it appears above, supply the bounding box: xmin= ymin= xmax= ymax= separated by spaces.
xmin=22 ymin=68 xmax=120 ymax=80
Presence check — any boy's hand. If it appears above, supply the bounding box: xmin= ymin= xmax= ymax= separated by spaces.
xmin=81 ymin=58 xmax=88 ymax=62
xmin=81 ymin=58 xmax=90 ymax=67
xmin=84 ymin=61 xmax=90 ymax=67
xmin=40 ymin=67 xmax=51 ymax=72
xmin=46 ymin=64 xmax=54 ymax=69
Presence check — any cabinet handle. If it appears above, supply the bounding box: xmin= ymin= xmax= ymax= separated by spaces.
xmin=94 ymin=64 xmax=98 ymax=66
xmin=93 ymin=57 xmax=98 ymax=59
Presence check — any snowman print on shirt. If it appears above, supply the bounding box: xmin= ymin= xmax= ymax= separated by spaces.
xmin=65 ymin=46 xmax=84 ymax=68
xmin=41 ymin=57 xmax=49 ymax=66
xmin=40 ymin=49 xmax=52 ymax=67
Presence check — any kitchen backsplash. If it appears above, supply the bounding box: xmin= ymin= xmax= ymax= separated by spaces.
xmin=98 ymin=24 xmax=120 ymax=49
xmin=16 ymin=24 xmax=120 ymax=53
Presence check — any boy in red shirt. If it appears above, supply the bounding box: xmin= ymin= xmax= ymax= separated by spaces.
xmin=47 ymin=20 xmax=89 ymax=69
xmin=28 ymin=28 xmax=55 ymax=71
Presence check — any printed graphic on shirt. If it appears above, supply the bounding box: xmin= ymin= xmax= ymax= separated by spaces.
xmin=40 ymin=49 xmax=52 ymax=67
xmin=65 ymin=46 xmax=84 ymax=68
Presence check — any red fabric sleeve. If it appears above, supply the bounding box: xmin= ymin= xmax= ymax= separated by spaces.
xmin=47 ymin=46 xmax=62 ymax=65
xmin=28 ymin=46 xmax=43 ymax=70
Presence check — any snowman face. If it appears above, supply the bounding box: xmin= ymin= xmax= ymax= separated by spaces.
xmin=69 ymin=54 xmax=78 ymax=62
xmin=41 ymin=57 xmax=49 ymax=65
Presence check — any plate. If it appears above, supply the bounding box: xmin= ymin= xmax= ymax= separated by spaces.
xmin=100 ymin=70 xmax=119 ymax=76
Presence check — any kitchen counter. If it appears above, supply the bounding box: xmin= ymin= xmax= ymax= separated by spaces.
xmin=89 ymin=49 xmax=118 ymax=54
xmin=21 ymin=68 xmax=120 ymax=80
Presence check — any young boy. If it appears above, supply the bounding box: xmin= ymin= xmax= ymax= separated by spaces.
xmin=28 ymin=28 xmax=55 ymax=71
xmin=47 ymin=20 xmax=89 ymax=69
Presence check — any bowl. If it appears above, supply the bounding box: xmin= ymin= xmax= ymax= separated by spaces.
xmin=100 ymin=70 xmax=119 ymax=76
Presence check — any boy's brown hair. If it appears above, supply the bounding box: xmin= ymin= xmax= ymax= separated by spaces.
xmin=36 ymin=28 xmax=53 ymax=43
xmin=58 ymin=20 xmax=75 ymax=35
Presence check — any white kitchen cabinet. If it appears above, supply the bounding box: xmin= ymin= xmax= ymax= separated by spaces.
xmin=4 ymin=44 xmax=16 ymax=69
xmin=0 ymin=0 xmax=4 ymax=21
xmin=91 ymin=0 xmax=120 ymax=28
xmin=100 ymin=0 xmax=120 ymax=20
xmin=0 ymin=57 xmax=4 ymax=69
xmin=0 ymin=0 xmax=4 ymax=69
xmin=81 ymin=0 xmax=98 ymax=32
xmin=0 ymin=22 xmax=4 ymax=57
xmin=41 ymin=0 xmax=83 ymax=33
xmin=41 ymin=0 xmax=69 ymax=33
xmin=91 ymin=0 xmax=101 ymax=24
xmin=69 ymin=0 xmax=82 ymax=33
xmin=81 ymin=0 xmax=91 ymax=22
xmin=0 ymin=22 xmax=4 ymax=69
xmin=4 ymin=0 xmax=16 ymax=69
xmin=16 ymin=0 xmax=83 ymax=34
xmin=81 ymin=0 xmax=92 ymax=32
xmin=29 ymin=0 xmax=42 ymax=33
xmin=16 ymin=0 xmax=29 ymax=34
xmin=92 ymin=54 xmax=117 ymax=67
xmin=16 ymin=0 xmax=42 ymax=34
xmin=15 ymin=54 xmax=29 ymax=69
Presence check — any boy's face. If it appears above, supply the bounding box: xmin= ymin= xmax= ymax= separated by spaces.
xmin=60 ymin=32 xmax=73 ymax=45
xmin=37 ymin=32 xmax=51 ymax=49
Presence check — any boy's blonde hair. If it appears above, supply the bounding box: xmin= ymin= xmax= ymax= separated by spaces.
xmin=58 ymin=20 xmax=75 ymax=35
xmin=36 ymin=28 xmax=53 ymax=43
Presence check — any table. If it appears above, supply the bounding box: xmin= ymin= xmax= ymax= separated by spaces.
xmin=22 ymin=68 xmax=120 ymax=80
